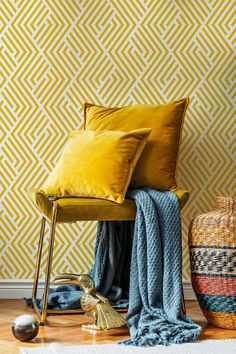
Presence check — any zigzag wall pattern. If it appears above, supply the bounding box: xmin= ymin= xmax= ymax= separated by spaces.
xmin=0 ymin=0 xmax=235 ymax=281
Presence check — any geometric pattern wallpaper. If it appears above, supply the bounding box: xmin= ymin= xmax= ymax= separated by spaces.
xmin=0 ymin=0 xmax=235 ymax=282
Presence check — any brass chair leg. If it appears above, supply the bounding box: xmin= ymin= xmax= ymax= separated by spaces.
xmin=32 ymin=217 xmax=46 ymax=302
xmin=181 ymin=284 xmax=186 ymax=315
xmin=40 ymin=203 xmax=58 ymax=325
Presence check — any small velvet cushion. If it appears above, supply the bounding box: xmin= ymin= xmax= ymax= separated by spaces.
xmin=42 ymin=129 xmax=151 ymax=204
xmin=84 ymin=98 xmax=189 ymax=190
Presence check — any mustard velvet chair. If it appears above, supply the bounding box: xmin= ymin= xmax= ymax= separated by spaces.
xmin=29 ymin=188 xmax=189 ymax=324
xmin=30 ymin=99 xmax=190 ymax=324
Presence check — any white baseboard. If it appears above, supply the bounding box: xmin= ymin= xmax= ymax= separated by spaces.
xmin=183 ymin=282 xmax=197 ymax=300
xmin=0 ymin=280 xmax=196 ymax=300
xmin=0 ymin=280 xmax=44 ymax=299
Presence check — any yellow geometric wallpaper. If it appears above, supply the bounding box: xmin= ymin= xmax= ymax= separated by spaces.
xmin=0 ymin=0 xmax=235 ymax=282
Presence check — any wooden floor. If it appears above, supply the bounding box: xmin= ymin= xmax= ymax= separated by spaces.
xmin=0 ymin=300 xmax=235 ymax=353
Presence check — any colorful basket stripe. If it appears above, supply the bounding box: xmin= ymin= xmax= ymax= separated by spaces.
xmin=192 ymin=275 xmax=236 ymax=296
xmin=202 ymin=310 xmax=236 ymax=330
xmin=190 ymin=247 xmax=236 ymax=276
xmin=189 ymin=228 xmax=236 ymax=248
xmin=189 ymin=196 xmax=236 ymax=329
xmin=196 ymin=294 xmax=236 ymax=314
xmin=190 ymin=245 xmax=236 ymax=250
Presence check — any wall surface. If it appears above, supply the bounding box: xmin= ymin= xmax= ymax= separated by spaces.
xmin=0 ymin=0 xmax=235 ymax=285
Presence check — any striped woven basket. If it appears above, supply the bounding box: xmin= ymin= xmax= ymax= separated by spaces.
xmin=189 ymin=196 xmax=236 ymax=329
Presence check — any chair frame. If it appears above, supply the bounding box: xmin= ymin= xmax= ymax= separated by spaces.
xmin=32 ymin=203 xmax=88 ymax=324
xmin=32 ymin=201 xmax=186 ymax=325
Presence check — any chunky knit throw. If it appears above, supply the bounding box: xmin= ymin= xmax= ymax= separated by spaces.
xmin=121 ymin=189 xmax=201 ymax=346
xmin=27 ymin=189 xmax=201 ymax=346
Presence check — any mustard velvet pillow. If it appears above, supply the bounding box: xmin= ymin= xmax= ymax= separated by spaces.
xmin=84 ymin=98 xmax=189 ymax=190
xmin=42 ymin=129 xmax=151 ymax=204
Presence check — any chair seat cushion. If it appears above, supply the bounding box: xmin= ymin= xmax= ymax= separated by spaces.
xmin=28 ymin=189 xmax=189 ymax=223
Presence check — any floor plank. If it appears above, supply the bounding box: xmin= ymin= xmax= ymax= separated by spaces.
xmin=0 ymin=300 xmax=235 ymax=353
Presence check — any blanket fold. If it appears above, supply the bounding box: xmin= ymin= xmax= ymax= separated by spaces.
xmin=27 ymin=189 xmax=201 ymax=346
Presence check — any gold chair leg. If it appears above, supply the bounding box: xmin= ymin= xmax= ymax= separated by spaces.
xmin=40 ymin=204 xmax=58 ymax=325
xmin=32 ymin=217 xmax=46 ymax=302
xmin=181 ymin=284 xmax=186 ymax=315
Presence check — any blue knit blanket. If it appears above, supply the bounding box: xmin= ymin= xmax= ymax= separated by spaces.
xmin=121 ymin=189 xmax=201 ymax=346
xmin=28 ymin=189 xmax=201 ymax=346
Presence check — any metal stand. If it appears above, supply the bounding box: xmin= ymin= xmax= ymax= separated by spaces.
xmin=32 ymin=202 xmax=186 ymax=324
xmin=32 ymin=204 xmax=115 ymax=325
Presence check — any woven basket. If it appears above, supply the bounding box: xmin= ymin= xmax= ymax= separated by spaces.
xmin=189 ymin=196 xmax=236 ymax=329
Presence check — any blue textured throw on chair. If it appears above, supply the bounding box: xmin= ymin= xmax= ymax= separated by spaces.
xmin=121 ymin=189 xmax=201 ymax=346
xmin=28 ymin=189 xmax=201 ymax=346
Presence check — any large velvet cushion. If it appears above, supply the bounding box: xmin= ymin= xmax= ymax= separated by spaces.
xmin=84 ymin=98 xmax=189 ymax=191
